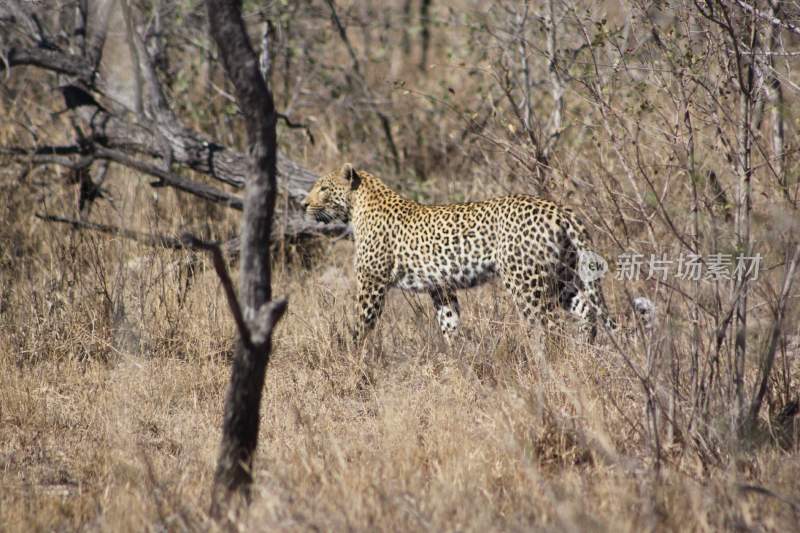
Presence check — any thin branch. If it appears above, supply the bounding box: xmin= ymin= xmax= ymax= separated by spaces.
xmin=5 ymin=0 xmax=56 ymax=49
xmin=322 ymin=0 xmax=400 ymax=171
xmin=2 ymin=143 xmax=243 ymax=208
xmin=0 ymin=144 xmax=83 ymax=156
xmin=728 ymin=0 xmax=800 ymax=37
xmin=181 ymin=233 xmax=251 ymax=348
xmin=277 ymin=113 xmax=315 ymax=145
xmin=3 ymin=152 xmax=94 ymax=170
xmin=737 ymin=484 xmax=800 ymax=512
xmin=323 ymin=0 xmax=363 ymax=77
xmin=93 ymin=146 xmax=244 ymax=209
xmin=544 ymin=0 xmax=564 ymax=158
xmin=747 ymin=242 xmax=800 ymax=430
xmin=37 ymin=213 xmax=187 ymax=249
xmin=3 ymin=46 xmax=95 ymax=79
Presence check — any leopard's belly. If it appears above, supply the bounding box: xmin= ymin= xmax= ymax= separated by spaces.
xmin=392 ymin=255 xmax=498 ymax=292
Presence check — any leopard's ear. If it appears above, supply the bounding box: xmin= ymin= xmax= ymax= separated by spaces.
xmin=341 ymin=163 xmax=362 ymax=190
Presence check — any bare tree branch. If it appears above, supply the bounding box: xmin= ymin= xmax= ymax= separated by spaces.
xmin=4 ymin=0 xmax=56 ymax=49
xmin=180 ymin=234 xmax=250 ymax=346
xmin=93 ymin=146 xmax=244 ymax=209
xmin=747 ymin=242 xmax=800 ymax=431
xmin=4 ymin=46 xmax=95 ymax=79
xmin=323 ymin=0 xmax=401 ymax=171
xmin=1 ymin=43 xmax=319 ymax=203
xmin=729 ymin=0 xmax=800 ymax=37
xmin=37 ymin=212 xmax=186 ymax=249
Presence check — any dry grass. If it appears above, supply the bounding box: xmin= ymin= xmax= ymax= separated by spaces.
xmin=1 ymin=229 xmax=798 ymax=531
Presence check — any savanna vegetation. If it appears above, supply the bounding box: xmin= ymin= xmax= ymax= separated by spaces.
xmin=1 ymin=0 xmax=799 ymax=530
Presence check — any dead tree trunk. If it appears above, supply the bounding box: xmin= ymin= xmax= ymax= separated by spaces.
xmin=203 ymin=0 xmax=287 ymax=518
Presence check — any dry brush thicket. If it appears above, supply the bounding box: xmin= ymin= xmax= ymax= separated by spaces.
xmin=1 ymin=0 xmax=799 ymax=531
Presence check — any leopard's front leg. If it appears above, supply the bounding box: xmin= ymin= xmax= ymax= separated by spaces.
xmin=352 ymin=272 xmax=388 ymax=343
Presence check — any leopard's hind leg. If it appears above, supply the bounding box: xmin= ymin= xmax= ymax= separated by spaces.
xmin=429 ymin=288 xmax=461 ymax=341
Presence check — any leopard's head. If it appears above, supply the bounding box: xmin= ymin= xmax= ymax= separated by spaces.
xmin=303 ymin=163 xmax=362 ymax=224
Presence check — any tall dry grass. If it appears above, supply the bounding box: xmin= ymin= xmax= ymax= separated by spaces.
xmin=2 ymin=228 xmax=798 ymax=530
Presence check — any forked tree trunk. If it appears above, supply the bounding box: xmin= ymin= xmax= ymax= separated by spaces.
xmin=204 ymin=0 xmax=287 ymax=518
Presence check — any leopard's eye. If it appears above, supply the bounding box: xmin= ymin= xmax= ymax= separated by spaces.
xmin=320 ymin=186 xmax=329 ymax=193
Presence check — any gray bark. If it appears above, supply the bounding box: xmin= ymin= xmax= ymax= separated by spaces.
xmin=2 ymin=43 xmax=346 ymax=236
xmin=204 ymin=0 xmax=287 ymax=517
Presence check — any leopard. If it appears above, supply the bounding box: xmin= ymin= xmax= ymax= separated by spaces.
xmin=302 ymin=163 xmax=618 ymax=344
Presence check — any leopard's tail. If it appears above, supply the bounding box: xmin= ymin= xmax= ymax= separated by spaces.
xmin=562 ymin=216 xmax=656 ymax=338
xmin=559 ymin=216 xmax=618 ymax=335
